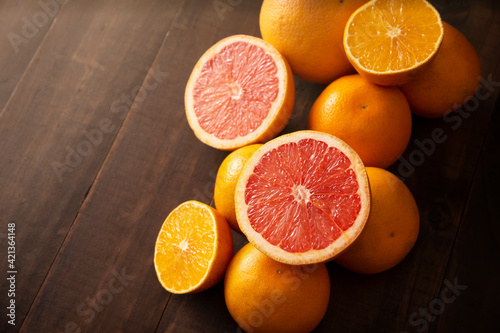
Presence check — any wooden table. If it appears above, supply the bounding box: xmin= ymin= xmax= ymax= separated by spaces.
xmin=1 ymin=1 xmax=499 ymax=332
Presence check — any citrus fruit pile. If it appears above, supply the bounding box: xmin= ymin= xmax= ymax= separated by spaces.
xmin=153 ymin=0 xmax=481 ymax=331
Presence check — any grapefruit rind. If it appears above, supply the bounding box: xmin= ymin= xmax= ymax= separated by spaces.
xmin=235 ymin=131 xmax=371 ymax=265
xmin=185 ymin=34 xmax=294 ymax=150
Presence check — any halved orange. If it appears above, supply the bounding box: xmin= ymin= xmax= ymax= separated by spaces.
xmin=235 ymin=131 xmax=371 ymax=265
xmin=185 ymin=35 xmax=295 ymax=150
xmin=344 ymin=0 xmax=444 ymax=86
xmin=154 ymin=201 xmax=233 ymax=294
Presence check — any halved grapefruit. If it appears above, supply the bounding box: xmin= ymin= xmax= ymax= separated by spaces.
xmin=235 ymin=131 xmax=371 ymax=265
xmin=185 ymin=34 xmax=295 ymax=150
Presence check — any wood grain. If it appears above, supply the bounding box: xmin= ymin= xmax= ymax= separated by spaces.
xmin=0 ymin=0 xmax=184 ymax=332
xmin=431 ymin=98 xmax=500 ymax=333
xmin=17 ymin=1 xmax=255 ymax=331
xmin=0 ymin=0 xmax=498 ymax=332
xmin=0 ymin=0 xmax=61 ymax=111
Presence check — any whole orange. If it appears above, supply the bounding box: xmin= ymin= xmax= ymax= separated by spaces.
xmin=224 ymin=243 xmax=330 ymax=333
xmin=400 ymin=22 xmax=481 ymax=118
xmin=214 ymin=144 xmax=262 ymax=233
xmin=308 ymin=74 xmax=412 ymax=168
xmin=334 ymin=167 xmax=420 ymax=274
xmin=259 ymin=0 xmax=368 ymax=84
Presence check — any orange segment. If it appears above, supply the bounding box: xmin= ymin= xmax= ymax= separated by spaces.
xmin=154 ymin=201 xmax=233 ymax=294
xmin=235 ymin=131 xmax=371 ymax=265
xmin=185 ymin=35 xmax=295 ymax=150
xmin=344 ymin=0 xmax=444 ymax=86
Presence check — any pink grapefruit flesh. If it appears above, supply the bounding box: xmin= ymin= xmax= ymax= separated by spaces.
xmin=193 ymin=41 xmax=279 ymax=139
xmin=235 ymin=131 xmax=371 ymax=265
xmin=185 ymin=35 xmax=294 ymax=150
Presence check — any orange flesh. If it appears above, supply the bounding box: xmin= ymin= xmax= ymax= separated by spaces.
xmin=193 ymin=41 xmax=279 ymax=140
xmin=346 ymin=0 xmax=442 ymax=72
xmin=244 ymin=138 xmax=362 ymax=253
xmin=155 ymin=203 xmax=215 ymax=291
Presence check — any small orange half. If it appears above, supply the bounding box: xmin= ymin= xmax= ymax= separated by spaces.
xmin=344 ymin=0 xmax=444 ymax=86
xmin=154 ymin=201 xmax=233 ymax=294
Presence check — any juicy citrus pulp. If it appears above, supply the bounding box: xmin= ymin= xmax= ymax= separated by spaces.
xmin=185 ymin=34 xmax=294 ymax=150
xmin=154 ymin=201 xmax=233 ymax=294
xmin=235 ymin=131 xmax=370 ymax=265
xmin=344 ymin=0 xmax=444 ymax=86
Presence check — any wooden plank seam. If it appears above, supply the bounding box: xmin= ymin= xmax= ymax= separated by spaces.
xmin=395 ymin=73 xmax=500 ymax=182
xmin=50 ymin=64 xmax=169 ymax=184
xmin=6 ymin=0 xmax=67 ymax=55
xmin=212 ymin=0 xmax=245 ymax=21
xmin=401 ymin=276 xmax=468 ymax=333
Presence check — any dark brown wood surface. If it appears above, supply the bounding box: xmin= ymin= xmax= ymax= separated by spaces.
xmin=1 ymin=1 xmax=499 ymax=332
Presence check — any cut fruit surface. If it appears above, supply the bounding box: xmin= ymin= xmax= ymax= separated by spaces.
xmin=235 ymin=131 xmax=371 ymax=265
xmin=154 ymin=201 xmax=233 ymax=294
xmin=185 ymin=34 xmax=295 ymax=150
xmin=344 ymin=0 xmax=444 ymax=86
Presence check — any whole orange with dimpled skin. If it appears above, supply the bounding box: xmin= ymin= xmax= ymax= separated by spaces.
xmin=308 ymin=74 xmax=412 ymax=169
xmin=259 ymin=0 xmax=368 ymax=84
xmin=224 ymin=243 xmax=330 ymax=333
xmin=335 ymin=167 xmax=420 ymax=274
xmin=400 ymin=22 xmax=481 ymax=118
